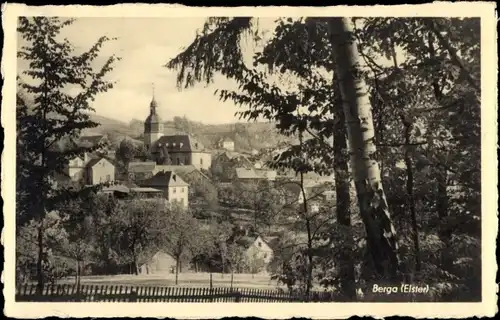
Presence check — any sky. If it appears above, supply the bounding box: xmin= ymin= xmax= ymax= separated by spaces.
xmin=17 ymin=17 xmax=278 ymax=125
xmin=16 ymin=17 xmax=399 ymax=125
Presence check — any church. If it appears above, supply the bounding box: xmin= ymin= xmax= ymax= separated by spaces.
xmin=143 ymin=92 xmax=212 ymax=171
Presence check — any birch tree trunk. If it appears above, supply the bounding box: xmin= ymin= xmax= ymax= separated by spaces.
xmin=328 ymin=17 xmax=400 ymax=280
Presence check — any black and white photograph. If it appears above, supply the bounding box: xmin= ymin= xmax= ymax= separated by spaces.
xmin=2 ymin=2 xmax=497 ymax=319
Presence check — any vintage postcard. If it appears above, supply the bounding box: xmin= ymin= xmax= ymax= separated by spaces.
xmin=2 ymin=2 xmax=498 ymax=319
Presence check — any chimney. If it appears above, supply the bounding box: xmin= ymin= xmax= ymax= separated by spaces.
xmin=83 ymin=152 xmax=89 ymax=164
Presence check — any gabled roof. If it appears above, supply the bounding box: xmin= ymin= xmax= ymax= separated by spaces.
xmin=153 ymin=135 xmax=207 ymax=153
xmin=130 ymin=187 xmax=163 ymax=193
xmin=86 ymin=157 xmax=114 ymax=168
xmin=244 ymin=235 xmax=279 ymax=252
xmin=157 ymin=165 xmax=212 ymax=182
xmin=122 ymin=181 xmax=139 ymax=188
xmin=155 ymin=164 xmax=197 ymax=175
xmin=255 ymin=168 xmax=277 ymax=180
xmin=140 ymin=170 xmax=189 ymax=187
xmin=236 ymin=167 xmax=260 ymax=179
xmin=217 ymin=150 xmax=243 ymax=160
xmin=101 ymin=184 xmax=130 ymax=193
xmin=128 ymin=161 xmax=157 ymax=173
xmin=262 ymin=236 xmax=280 ymax=251
xmin=235 ymin=236 xmax=257 ymax=249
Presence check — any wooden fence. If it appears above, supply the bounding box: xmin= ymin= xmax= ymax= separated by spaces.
xmin=16 ymin=284 xmax=337 ymax=302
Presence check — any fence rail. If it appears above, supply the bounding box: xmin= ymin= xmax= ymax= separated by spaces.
xmin=16 ymin=284 xmax=337 ymax=302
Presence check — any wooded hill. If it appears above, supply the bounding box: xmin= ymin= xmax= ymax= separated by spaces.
xmin=83 ymin=114 xmax=296 ymax=152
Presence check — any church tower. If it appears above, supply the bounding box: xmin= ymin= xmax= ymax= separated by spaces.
xmin=144 ymin=84 xmax=164 ymax=151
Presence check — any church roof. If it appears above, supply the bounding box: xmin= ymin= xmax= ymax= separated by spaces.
xmin=154 ymin=135 xmax=207 ymax=153
xmin=145 ymin=113 xmax=162 ymax=124
xmin=145 ymin=95 xmax=162 ymax=124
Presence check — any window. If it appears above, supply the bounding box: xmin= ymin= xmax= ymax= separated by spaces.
xmin=200 ymin=158 xmax=203 ymax=165
xmin=258 ymin=242 xmax=262 ymax=247
xmin=264 ymin=253 xmax=268 ymax=259
xmin=177 ymin=157 xmax=180 ymax=165
xmin=173 ymin=187 xmax=176 ymax=194
xmin=181 ymin=188 xmax=184 ymax=193
xmin=180 ymin=198 xmax=184 ymax=206
xmin=106 ymin=174 xmax=111 ymax=182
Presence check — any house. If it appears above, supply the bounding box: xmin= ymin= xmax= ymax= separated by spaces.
xmin=127 ymin=161 xmax=157 ymax=182
xmin=151 ymin=135 xmax=212 ymax=170
xmin=211 ymin=151 xmax=254 ymax=182
xmin=139 ymin=251 xmax=177 ymax=275
xmin=298 ymin=181 xmax=336 ymax=205
xmin=66 ymin=154 xmax=90 ymax=182
xmin=128 ymin=162 xmax=211 ymax=185
xmin=130 ymin=187 xmax=166 ymax=200
xmin=98 ymin=183 xmax=166 ymax=205
xmin=255 ymin=168 xmax=277 ymax=181
xmin=139 ymin=170 xmax=189 ymax=208
xmin=86 ymin=157 xmax=115 ymax=185
xmin=218 ymin=137 xmax=235 ymax=151
xmin=99 ymin=184 xmax=131 ymax=198
xmin=243 ymin=235 xmax=279 ymax=274
xmin=142 ymin=94 xmax=212 ymax=170
xmin=66 ymin=155 xmax=115 ymax=185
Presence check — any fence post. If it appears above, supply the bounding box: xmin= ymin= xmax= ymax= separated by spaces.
xmin=130 ymin=287 xmax=138 ymax=302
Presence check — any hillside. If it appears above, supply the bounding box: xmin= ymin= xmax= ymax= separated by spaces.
xmin=85 ymin=114 xmax=297 ymax=152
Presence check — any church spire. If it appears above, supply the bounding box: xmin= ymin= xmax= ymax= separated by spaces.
xmin=150 ymin=82 xmax=158 ymax=115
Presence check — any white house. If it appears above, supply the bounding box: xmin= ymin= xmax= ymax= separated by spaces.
xmin=85 ymin=157 xmax=116 ymax=185
xmin=244 ymin=235 xmax=278 ymax=274
xmin=139 ymin=251 xmax=177 ymax=275
xmin=66 ymin=154 xmax=115 ymax=185
xmin=218 ymin=137 xmax=235 ymax=151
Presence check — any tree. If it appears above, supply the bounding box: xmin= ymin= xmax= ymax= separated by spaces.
xmin=163 ymin=205 xmax=200 ymax=285
xmin=167 ymin=16 xmax=359 ymax=297
xmin=354 ymin=17 xmax=480 ymax=298
xmin=60 ymin=198 xmax=97 ymax=288
xmin=205 ymin=219 xmax=233 ymax=276
xmin=16 ymin=17 xmax=119 ymax=292
xmin=166 ymin=16 xmax=481 ymax=301
xmin=226 ymin=243 xmax=247 ymax=289
xmin=247 ymin=250 xmax=266 ymax=278
xmin=116 ymin=138 xmax=137 ymax=177
xmin=16 ymin=211 xmax=70 ymax=286
xmin=157 ymin=143 xmax=173 ymax=165
xmin=327 ymin=18 xmax=400 ymax=280
xmin=111 ymin=198 xmax=167 ymax=275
